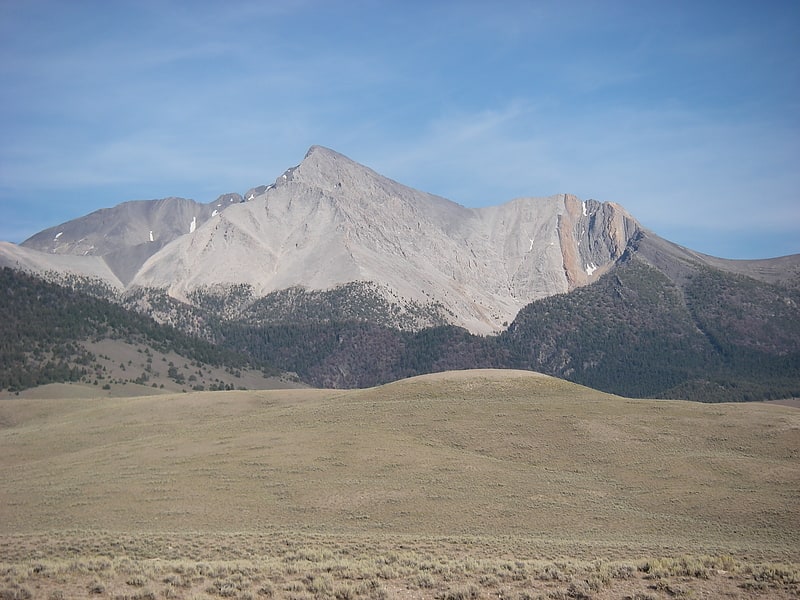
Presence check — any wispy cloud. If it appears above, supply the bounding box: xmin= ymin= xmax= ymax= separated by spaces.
xmin=366 ymin=98 xmax=799 ymax=246
xmin=0 ymin=0 xmax=797 ymax=258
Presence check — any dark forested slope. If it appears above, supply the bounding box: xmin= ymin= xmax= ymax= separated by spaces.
xmin=501 ymin=256 xmax=800 ymax=400
xmin=4 ymin=256 xmax=799 ymax=401
xmin=0 ymin=268 xmax=257 ymax=391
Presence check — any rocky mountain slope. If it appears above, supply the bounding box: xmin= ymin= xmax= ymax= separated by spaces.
xmin=18 ymin=194 xmax=243 ymax=286
xmin=2 ymin=146 xmax=647 ymax=334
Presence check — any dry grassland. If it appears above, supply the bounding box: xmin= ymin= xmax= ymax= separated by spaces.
xmin=1 ymin=369 xmax=798 ymax=599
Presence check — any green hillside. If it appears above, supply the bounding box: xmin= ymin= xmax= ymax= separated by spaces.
xmin=503 ymin=257 xmax=800 ymax=400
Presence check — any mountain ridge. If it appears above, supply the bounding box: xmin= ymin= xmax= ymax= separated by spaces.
xmin=3 ymin=146 xmax=660 ymax=333
xmin=18 ymin=193 xmax=244 ymax=285
xmin=2 ymin=145 xmax=798 ymax=335
xmin=1 ymin=145 xmax=799 ymax=399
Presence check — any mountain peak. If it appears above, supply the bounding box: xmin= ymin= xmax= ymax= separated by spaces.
xmin=10 ymin=145 xmax=797 ymax=339
xmin=304 ymin=145 xmax=341 ymax=159
xmin=298 ymin=145 xmax=360 ymax=174
xmin=284 ymin=145 xmax=386 ymax=195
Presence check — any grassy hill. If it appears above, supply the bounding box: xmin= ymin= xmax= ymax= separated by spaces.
xmin=1 ymin=371 xmax=798 ymax=598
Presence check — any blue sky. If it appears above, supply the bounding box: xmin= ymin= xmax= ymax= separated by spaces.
xmin=1 ymin=0 xmax=798 ymax=259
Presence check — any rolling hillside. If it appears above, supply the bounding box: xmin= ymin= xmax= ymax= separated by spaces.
xmin=1 ymin=370 xmax=797 ymax=550
xmin=0 ymin=267 xmax=291 ymax=393
xmin=0 ymin=371 xmax=798 ymax=598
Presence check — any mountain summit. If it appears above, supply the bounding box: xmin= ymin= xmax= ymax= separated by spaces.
xmin=1 ymin=146 xmax=797 ymax=334
xmin=126 ymin=146 xmax=641 ymax=332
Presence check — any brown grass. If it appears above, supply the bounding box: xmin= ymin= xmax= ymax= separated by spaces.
xmin=1 ymin=369 xmax=798 ymax=598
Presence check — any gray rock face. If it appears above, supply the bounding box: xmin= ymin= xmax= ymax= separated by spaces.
xmin=4 ymin=145 xmax=797 ymax=333
xmin=130 ymin=146 xmax=644 ymax=332
xmin=20 ymin=195 xmax=242 ymax=285
xmin=0 ymin=241 xmax=124 ymax=288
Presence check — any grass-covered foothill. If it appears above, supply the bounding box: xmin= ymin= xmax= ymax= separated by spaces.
xmin=1 ymin=370 xmax=797 ymax=598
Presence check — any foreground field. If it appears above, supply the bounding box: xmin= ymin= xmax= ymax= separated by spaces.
xmin=2 ymin=531 xmax=799 ymax=599
xmin=1 ymin=369 xmax=798 ymax=598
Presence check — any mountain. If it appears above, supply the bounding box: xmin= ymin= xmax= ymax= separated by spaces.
xmin=502 ymin=252 xmax=800 ymax=400
xmin=214 ymin=253 xmax=800 ymax=400
xmin=2 ymin=146 xmax=643 ymax=334
xmin=17 ymin=193 xmax=243 ymax=286
xmin=1 ymin=145 xmax=799 ymax=400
